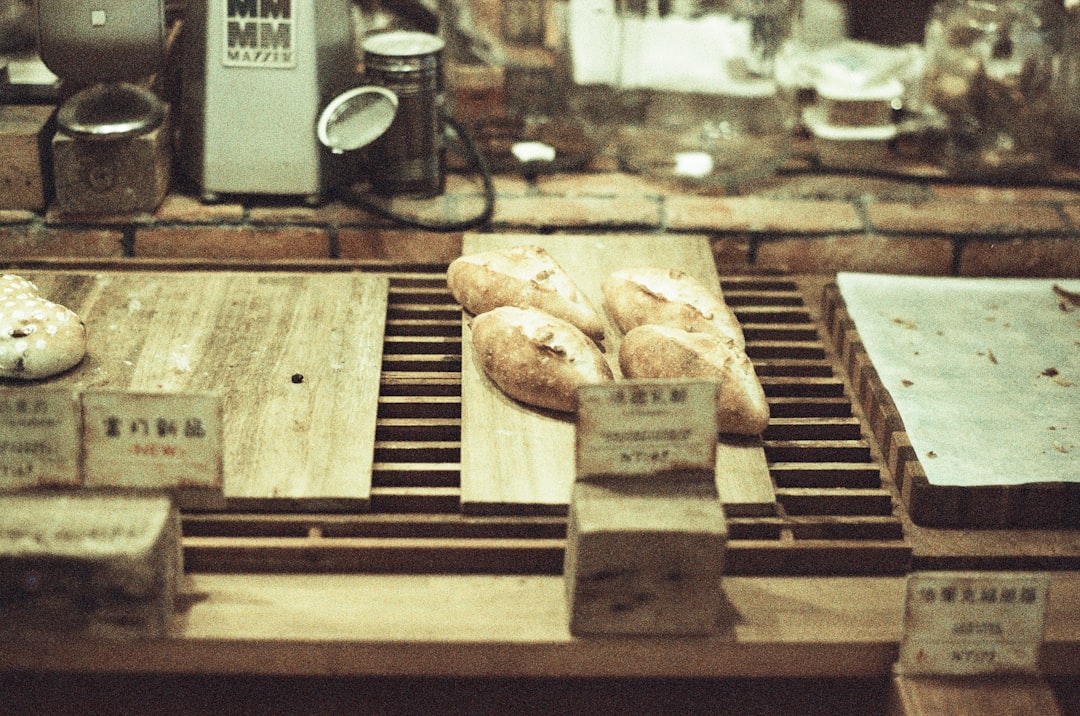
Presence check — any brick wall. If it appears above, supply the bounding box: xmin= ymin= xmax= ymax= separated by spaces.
xmin=3 ymin=151 xmax=1080 ymax=277
xmin=2 ymin=1 xmax=1078 ymax=277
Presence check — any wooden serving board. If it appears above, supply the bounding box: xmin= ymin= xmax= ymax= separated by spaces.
xmin=0 ymin=271 xmax=389 ymax=511
xmin=459 ymin=233 xmax=775 ymax=515
xmin=822 ymin=279 xmax=1079 ymax=529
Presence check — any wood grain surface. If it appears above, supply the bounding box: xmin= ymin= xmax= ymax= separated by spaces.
xmin=0 ymin=271 xmax=389 ymax=510
xmin=458 ymin=233 xmax=775 ymax=515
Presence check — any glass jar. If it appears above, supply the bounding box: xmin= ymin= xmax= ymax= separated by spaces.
xmin=1054 ymin=4 xmax=1080 ymax=164
xmin=565 ymin=0 xmax=800 ymax=190
xmin=922 ymin=0 xmax=1065 ymax=178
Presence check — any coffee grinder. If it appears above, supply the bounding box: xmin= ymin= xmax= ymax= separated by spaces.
xmin=177 ymin=0 xmax=374 ymax=204
xmin=37 ymin=0 xmax=170 ymax=215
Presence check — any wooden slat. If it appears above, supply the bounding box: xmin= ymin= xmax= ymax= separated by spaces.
xmin=767 ymin=396 xmax=852 ymax=418
xmin=183 ymin=535 xmax=566 ymax=574
xmin=770 ymin=462 xmax=882 ymax=489
xmin=4 ymin=271 xmax=388 ymax=511
xmin=763 ymin=417 xmax=863 ymax=441
xmin=458 ymin=233 xmax=776 ymax=517
xmin=775 ymin=487 xmax=895 ymax=516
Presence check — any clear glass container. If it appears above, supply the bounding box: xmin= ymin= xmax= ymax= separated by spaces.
xmin=1054 ymin=4 xmax=1080 ymax=165
xmin=565 ymin=0 xmax=800 ymax=190
xmin=922 ymin=0 xmax=1065 ymax=178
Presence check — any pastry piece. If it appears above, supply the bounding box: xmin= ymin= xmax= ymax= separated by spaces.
xmin=0 ymin=274 xmax=87 ymax=380
xmin=448 ymin=245 xmax=605 ymax=342
xmin=619 ymin=324 xmax=768 ymax=435
xmin=602 ymin=267 xmax=744 ymax=348
xmin=470 ymin=306 xmax=613 ymax=413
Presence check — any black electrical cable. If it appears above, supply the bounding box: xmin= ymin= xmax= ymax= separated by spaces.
xmin=332 ymin=110 xmax=495 ymax=232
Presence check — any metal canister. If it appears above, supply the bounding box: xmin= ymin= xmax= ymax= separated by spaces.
xmin=361 ymin=31 xmax=445 ymax=198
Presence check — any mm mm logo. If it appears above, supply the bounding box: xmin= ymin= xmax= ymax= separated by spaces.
xmin=224 ymin=0 xmax=295 ymax=66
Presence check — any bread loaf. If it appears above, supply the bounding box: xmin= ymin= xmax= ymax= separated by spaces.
xmin=1 ymin=274 xmax=87 ymax=380
xmin=470 ymin=306 xmax=613 ymax=413
xmin=448 ymin=245 xmax=605 ymax=342
xmin=619 ymin=324 xmax=768 ymax=435
xmin=602 ymin=267 xmax=743 ymax=348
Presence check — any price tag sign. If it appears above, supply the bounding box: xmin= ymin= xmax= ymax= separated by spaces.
xmin=0 ymin=388 xmax=81 ymax=489
xmin=898 ymin=572 xmax=1051 ymax=676
xmin=82 ymin=389 xmax=223 ymax=490
xmin=576 ymin=379 xmax=717 ymax=479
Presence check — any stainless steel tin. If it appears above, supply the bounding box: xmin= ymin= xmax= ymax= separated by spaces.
xmin=362 ymin=31 xmax=446 ymax=198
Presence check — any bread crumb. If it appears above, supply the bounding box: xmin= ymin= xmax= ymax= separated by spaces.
xmin=1052 ymin=284 xmax=1080 ymax=311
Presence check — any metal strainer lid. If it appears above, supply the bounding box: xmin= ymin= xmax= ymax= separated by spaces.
xmin=317 ymin=85 xmax=399 ymax=155
xmin=56 ymin=82 xmax=166 ymax=141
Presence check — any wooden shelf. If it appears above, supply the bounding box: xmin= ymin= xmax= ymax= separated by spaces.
xmin=3 ymin=572 xmax=1078 ymax=679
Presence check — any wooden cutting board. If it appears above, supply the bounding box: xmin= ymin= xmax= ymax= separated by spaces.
xmin=459 ymin=233 xmax=775 ymax=515
xmin=0 ymin=271 xmax=388 ymax=511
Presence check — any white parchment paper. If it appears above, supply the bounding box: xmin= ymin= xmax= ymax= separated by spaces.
xmin=837 ymin=273 xmax=1079 ymax=487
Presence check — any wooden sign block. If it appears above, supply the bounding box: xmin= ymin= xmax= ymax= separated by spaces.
xmin=50 ymin=108 xmax=171 ymax=216
xmin=566 ymin=378 xmax=728 ymax=635
xmin=0 ymin=388 xmax=81 ymax=489
xmin=898 ymin=572 xmax=1050 ymax=676
xmin=82 ymin=390 xmax=223 ymax=508
xmin=564 ymin=477 xmax=728 ymax=636
xmin=889 ymin=675 xmax=1062 ymax=716
xmin=0 ymin=491 xmax=181 ymax=639
xmin=0 ymin=105 xmax=53 ymax=211
xmin=576 ymin=380 xmax=718 ymax=481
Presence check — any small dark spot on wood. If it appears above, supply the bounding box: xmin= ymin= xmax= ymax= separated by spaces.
xmin=291 ymin=373 xmax=304 ymax=384
xmin=1042 ymin=368 xmax=1059 ymax=378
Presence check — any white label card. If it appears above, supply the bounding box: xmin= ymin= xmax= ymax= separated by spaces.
xmin=82 ymin=390 xmax=223 ymax=490
xmin=0 ymin=388 xmax=81 ymax=489
xmin=576 ymin=379 xmax=717 ymax=479
xmin=898 ymin=572 xmax=1051 ymax=676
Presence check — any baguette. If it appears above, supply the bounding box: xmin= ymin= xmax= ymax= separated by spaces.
xmin=470 ymin=306 xmax=613 ymax=413
xmin=1 ymin=274 xmax=87 ymax=380
xmin=602 ymin=267 xmax=744 ymax=348
xmin=619 ymin=324 xmax=768 ymax=435
xmin=448 ymin=245 xmax=605 ymax=342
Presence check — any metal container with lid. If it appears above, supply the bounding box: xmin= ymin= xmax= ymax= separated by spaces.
xmin=361 ymin=31 xmax=446 ymax=198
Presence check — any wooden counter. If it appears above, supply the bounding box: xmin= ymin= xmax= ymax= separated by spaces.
xmin=1 ymin=261 xmax=1078 ymax=715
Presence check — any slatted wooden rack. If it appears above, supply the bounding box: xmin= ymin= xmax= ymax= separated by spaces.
xmin=182 ymin=270 xmax=911 ymax=576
